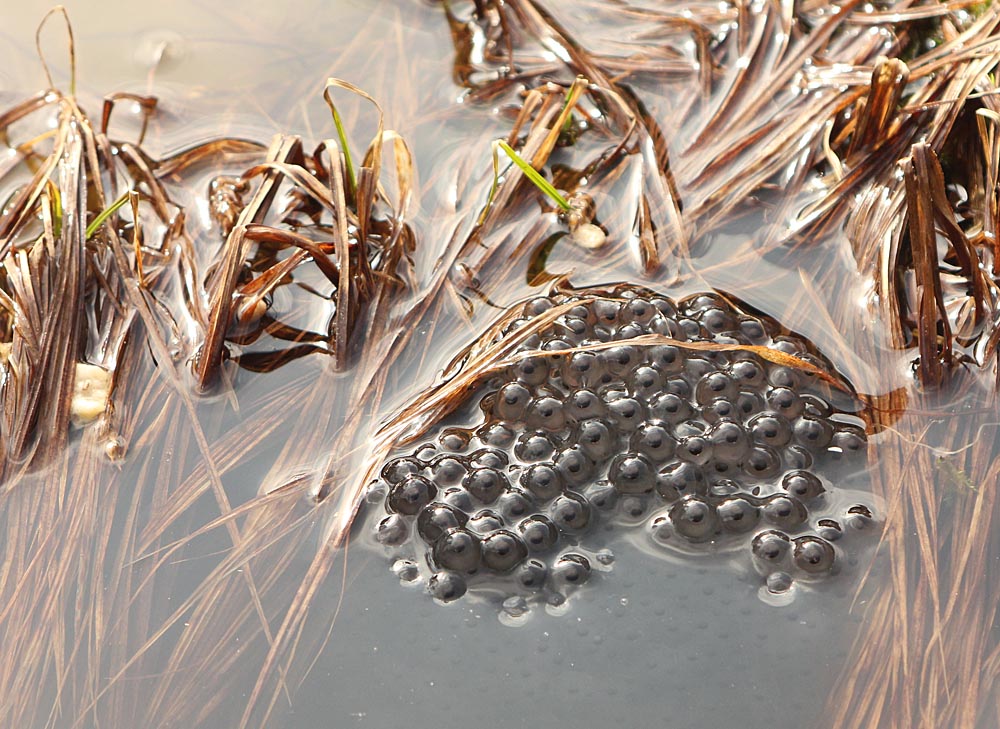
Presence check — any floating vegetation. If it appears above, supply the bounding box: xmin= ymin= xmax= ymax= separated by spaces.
xmin=7 ymin=2 xmax=1000 ymax=729
xmin=194 ymin=79 xmax=414 ymax=386
xmin=368 ymin=283 xmax=875 ymax=607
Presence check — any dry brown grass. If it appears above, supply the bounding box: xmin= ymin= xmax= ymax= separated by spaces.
xmin=4 ymin=2 xmax=1000 ymax=728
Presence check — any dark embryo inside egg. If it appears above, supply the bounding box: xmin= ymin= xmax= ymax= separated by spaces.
xmin=369 ymin=284 xmax=876 ymax=610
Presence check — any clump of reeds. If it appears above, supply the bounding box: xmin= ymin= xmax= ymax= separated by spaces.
xmin=193 ymin=79 xmax=414 ymax=387
xmin=0 ymin=9 xmax=423 ymax=727
xmin=9 ymin=3 xmax=1000 ymax=729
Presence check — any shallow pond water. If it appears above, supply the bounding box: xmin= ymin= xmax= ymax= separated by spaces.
xmin=7 ymin=2 xmax=983 ymax=728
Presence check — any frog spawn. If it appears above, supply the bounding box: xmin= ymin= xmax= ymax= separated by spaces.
xmin=369 ymin=285 xmax=875 ymax=609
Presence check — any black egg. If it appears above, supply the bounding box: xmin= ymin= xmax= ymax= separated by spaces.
xmin=478 ymin=422 xmax=515 ymax=448
xmin=514 ymin=431 xmax=557 ymax=462
xmin=497 ymin=488 xmax=534 ymax=520
xmin=742 ymin=445 xmax=782 ymax=479
xmin=729 ymin=358 xmax=765 ymax=387
xmin=686 ymin=356 xmax=716 ymax=381
xmin=431 ymin=456 xmax=467 ymax=486
xmin=701 ymin=398 xmax=740 ymax=424
xmin=793 ymin=536 xmax=836 ymax=574
xmin=543 ymin=337 xmax=573 ymax=351
xmin=381 ymin=457 xmax=422 ymax=484
xmin=550 ymin=491 xmax=592 ymax=531
xmin=619 ymin=495 xmax=648 ymax=519
xmin=695 ymin=371 xmax=738 ymax=405
xmin=601 ymin=345 xmax=642 ymax=377
xmin=767 ymin=387 xmax=805 ymax=419
xmin=495 ymin=382 xmax=532 ymax=421
xmin=388 ymin=475 xmax=437 ymax=515
xmin=552 ymin=553 xmax=592 ymax=587
xmin=441 ymin=486 xmax=474 ymax=512
xmin=647 ymin=314 xmax=677 ymax=337
xmin=482 ymin=530 xmax=529 ymax=573
xmin=676 ymin=317 xmax=703 ymax=339
xmin=592 ymin=325 xmax=614 ymax=342
xmin=831 ymin=426 xmax=866 ymax=455
xmin=792 ymin=416 xmax=834 ymax=450
xmin=648 ymin=392 xmax=693 ymax=423
xmin=707 ymin=420 xmax=751 ymax=464
xmin=608 ymin=452 xmax=656 ymax=494
xmin=739 ymin=316 xmax=768 ymax=343
xmin=699 ymin=306 xmax=738 ymax=334
xmin=762 ymin=494 xmax=808 ymax=529
xmin=622 ymin=297 xmax=656 ymax=325
xmin=428 ymin=571 xmax=467 ymax=602
xmin=751 ymin=529 xmax=792 ymax=563
xmin=675 ymin=434 xmax=713 ymax=467
xmin=432 ymin=528 xmax=482 ymax=572
xmin=468 ymin=509 xmax=505 ymax=533
xmin=846 ymin=504 xmax=875 ymax=530
xmin=650 ymin=296 xmax=679 ymax=319
xmin=524 ymin=296 xmax=555 ymax=317
xmin=414 ymin=444 xmax=437 ymax=462
xmin=716 ymin=496 xmax=760 ymax=533
xmin=503 ymin=316 xmax=531 ymax=335
xmin=583 ymin=480 xmax=619 ymax=510
xmin=516 ymin=559 xmax=549 ymax=589
xmin=520 ymin=463 xmax=563 ymax=502
xmin=616 ymin=322 xmax=648 ymax=341
xmin=629 ymin=365 xmax=663 ymax=400
xmin=470 ymin=447 xmax=509 ymax=470
xmin=766 ymin=571 xmax=793 ymax=594
xmin=748 ymin=412 xmax=792 ymax=447
xmin=438 ymin=428 xmax=470 ymax=452
xmin=563 ymin=351 xmax=607 ymax=388
xmin=607 ymin=396 xmax=646 ymax=431
xmin=630 ymin=422 xmax=676 ymax=462
xmin=816 ymin=519 xmax=843 ymax=542
xmin=772 ymin=336 xmax=805 ymax=355
xmin=656 ymin=461 xmax=706 ymax=500
xmin=669 ymin=496 xmax=720 ymax=541
xmin=526 ymin=396 xmax=567 ymax=432
xmin=591 ymin=298 xmax=622 ymax=325
xmin=375 ymin=514 xmax=409 ymax=546
xmin=767 ymin=366 xmax=800 ymax=389
xmin=512 ymin=355 xmax=551 ymax=386
xmin=663 ymin=376 xmax=692 ymax=400
xmin=647 ymin=344 xmax=685 ymax=375
xmin=735 ymin=390 xmax=764 ymax=417
xmin=566 ymin=388 xmax=607 ymax=421
xmin=781 ymin=470 xmax=825 ymax=501
xmin=417 ymin=503 xmax=469 ymax=543
xmin=462 ymin=467 xmax=507 ymax=504
xmin=554 ymin=445 xmax=596 ymax=486
xmin=560 ymin=315 xmax=589 ymax=339
xmin=576 ymin=419 xmax=618 ymax=460
xmin=518 ymin=515 xmax=560 ymax=552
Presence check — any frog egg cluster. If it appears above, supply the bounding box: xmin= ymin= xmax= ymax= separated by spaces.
xmin=370 ymin=285 xmax=874 ymax=606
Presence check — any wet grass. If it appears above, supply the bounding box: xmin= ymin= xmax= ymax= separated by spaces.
xmin=3 ymin=1 xmax=1000 ymax=728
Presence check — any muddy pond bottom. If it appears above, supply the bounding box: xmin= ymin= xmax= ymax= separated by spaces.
xmin=363 ymin=284 xmax=877 ymax=614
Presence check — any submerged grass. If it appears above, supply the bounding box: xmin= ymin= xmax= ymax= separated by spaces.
xmin=5 ymin=2 xmax=1000 ymax=728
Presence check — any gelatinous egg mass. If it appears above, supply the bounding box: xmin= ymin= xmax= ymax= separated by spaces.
xmin=368 ymin=285 xmax=876 ymax=607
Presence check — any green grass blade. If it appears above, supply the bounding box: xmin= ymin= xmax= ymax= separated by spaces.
xmin=47 ymin=180 xmax=62 ymax=239
xmin=476 ymin=140 xmax=504 ymax=226
xmin=331 ymin=105 xmax=357 ymax=196
xmin=86 ymin=192 xmax=130 ymax=239
xmin=496 ymin=140 xmax=571 ymax=211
